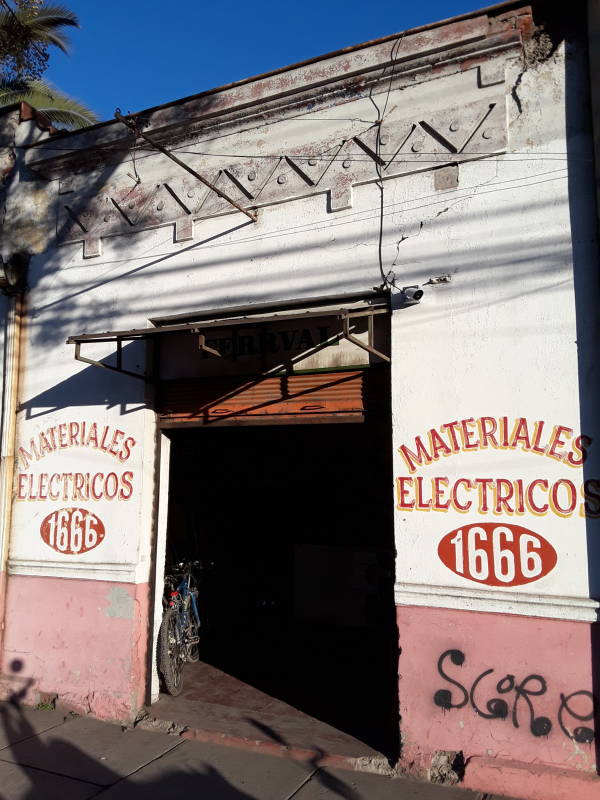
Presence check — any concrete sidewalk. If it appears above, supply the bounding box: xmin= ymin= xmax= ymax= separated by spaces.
xmin=0 ymin=702 xmax=510 ymax=800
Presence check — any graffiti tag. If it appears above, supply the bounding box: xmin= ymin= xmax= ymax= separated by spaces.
xmin=433 ymin=649 xmax=595 ymax=743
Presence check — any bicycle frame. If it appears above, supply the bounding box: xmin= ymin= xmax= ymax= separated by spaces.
xmin=173 ymin=573 xmax=200 ymax=629
xmin=158 ymin=560 xmax=203 ymax=695
xmin=164 ymin=564 xmax=201 ymax=646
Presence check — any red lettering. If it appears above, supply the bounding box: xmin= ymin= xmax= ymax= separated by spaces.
xmin=451 ymin=478 xmax=472 ymax=512
xmin=428 ymin=429 xmax=452 ymax=460
xmin=49 ymin=473 xmax=61 ymax=501
xmin=73 ymin=473 xmax=85 ymax=500
xmin=91 ymin=473 xmax=103 ymax=500
xmin=475 ymin=478 xmax=494 ymax=512
xmin=478 ymin=417 xmax=499 ymax=449
xmin=396 ymin=477 xmax=414 ymax=510
xmin=499 ymin=416 xmax=510 ymax=447
xmin=567 ymin=435 xmax=591 ymax=467
xmin=18 ymin=440 xmax=39 ymax=469
xmin=441 ymin=421 xmax=461 ymax=453
xmin=58 ymin=424 xmax=68 ymax=448
xmin=120 ymin=436 xmax=136 ymax=462
xmin=17 ymin=473 xmax=27 ymax=500
xmin=119 ymin=471 xmax=134 ymax=500
xmin=432 ymin=477 xmax=450 ymax=511
xmin=68 ymin=422 xmax=81 ymax=447
xmin=109 ymin=430 xmax=124 ymax=457
xmin=460 ymin=418 xmax=478 ymax=450
xmin=38 ymin=432 xmax=52 ymax=456
xmin=100 ymin=426 xmax=111 ymax=453
xmin=86 ymin=423 xmax=99 ymax=448
xmin=494 ymin=478 xmax=514 ymax=513
xmin=104 ymin=472 xmax=118 ymax=499
xmin=510 ymin=418 xmax=531 ymax=450
xmin=548 ymin=425 xmax=573 ymax=461
xmin=398 ymin=437 xmax=432 ymax=474
xmin=551 ymin=479 xmax=577 ymax=515
xmin=38 ymin=473 xmax=49 ymax=500
xmin=415 ymin=477 xmax=431 ymax=510
xmin=526 ymin=479 xmax=549 ymax=514
xmin=514 ymin=479 xmax=525 ymax=513
xmin=531 ymin=421 xmax=547 ymax=454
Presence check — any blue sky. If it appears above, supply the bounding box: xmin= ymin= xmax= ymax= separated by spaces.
xmin=45 ymin=0 xmax=486 ymax=123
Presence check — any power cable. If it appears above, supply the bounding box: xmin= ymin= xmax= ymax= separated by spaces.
xmin=184 ymin=171 xmax=567 ymax=252
xmin=66 ymin=169 xmax=567 ymax=264
xmin=366 ymin=33 xmax=406 ymax=291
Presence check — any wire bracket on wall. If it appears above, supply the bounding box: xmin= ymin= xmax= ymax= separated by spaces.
xmin=67 ymin=297 xmax=391 ymax=380
xmin=114 ymin=109 xmax=258 ymax=223
xmin=72 ymin=339 xmax=149 ymax=382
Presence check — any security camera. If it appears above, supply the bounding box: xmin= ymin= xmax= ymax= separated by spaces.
xmin=401 ymin=285 xmax=424 ymax=304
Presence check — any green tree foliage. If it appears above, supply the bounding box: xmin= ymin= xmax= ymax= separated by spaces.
xmin=0 ymin=1 xmax=97 ymax=129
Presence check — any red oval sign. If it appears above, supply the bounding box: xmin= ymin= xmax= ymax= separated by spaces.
xmin=40 ymin=508 xmax=105 ymax=555
xmin=438 ymin=522 xmax=557 ymax=587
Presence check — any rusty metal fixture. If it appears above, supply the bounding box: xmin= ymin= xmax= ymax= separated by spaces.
xmin=114 ymin=109 xmax=258 ymax=223
xmin=67 ymin=293 xmax=391 ymax=379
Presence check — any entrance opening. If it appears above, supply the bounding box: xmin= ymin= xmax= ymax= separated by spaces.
xmin=158 ymin=403 xmax=398 ymax=760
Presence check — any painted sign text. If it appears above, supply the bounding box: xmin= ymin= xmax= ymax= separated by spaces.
xmin=40 ymin=508 xmax=105 ymax=554
xmin=437 ymin=523 xmax=557 ymax=586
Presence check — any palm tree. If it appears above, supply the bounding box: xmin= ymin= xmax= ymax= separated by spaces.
xmin=0 ymin=2 xmax=97 ymax=129
xmin=0 ymin=77 xmax=97 ymax=128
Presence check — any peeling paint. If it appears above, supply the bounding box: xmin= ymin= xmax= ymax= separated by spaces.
xmin=105 ymin=586 xmax=134 ymax=620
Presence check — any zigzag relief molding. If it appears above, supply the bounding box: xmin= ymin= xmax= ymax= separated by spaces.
xmin=57 ymin=92 xmax=506 ymax=258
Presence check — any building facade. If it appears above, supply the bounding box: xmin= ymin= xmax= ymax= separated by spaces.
xmin=0 ymin=2 xmax=599 ymax=798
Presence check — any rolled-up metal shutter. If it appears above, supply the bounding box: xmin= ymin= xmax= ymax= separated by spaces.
xmin=157 ymin=369 xmax=368 ymax=426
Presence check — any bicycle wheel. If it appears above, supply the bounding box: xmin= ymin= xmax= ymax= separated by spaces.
xmin=158 ymin=608 xmax=184 ymax=696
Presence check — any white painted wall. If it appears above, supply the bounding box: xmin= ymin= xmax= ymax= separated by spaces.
xmin=391 ymin=45 xmax=600 ymax=620
xmin=4 ymin=18 xmax=597 ymax=639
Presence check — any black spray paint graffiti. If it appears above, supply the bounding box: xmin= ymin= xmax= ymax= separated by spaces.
xmin=433 ymin=649 xmax=595 ymax=744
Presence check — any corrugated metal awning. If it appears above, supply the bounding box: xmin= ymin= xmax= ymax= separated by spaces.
xmin=66 ymin=291 xmax=390 ymax=381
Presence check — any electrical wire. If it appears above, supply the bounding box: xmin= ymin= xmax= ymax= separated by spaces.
xmin=367 ymin=34 xmax=406 ymax=291
xmin=180 ymin=172 xmax=568 ymax=252
xmin=64 ymin=169 xmax=567 ymax=264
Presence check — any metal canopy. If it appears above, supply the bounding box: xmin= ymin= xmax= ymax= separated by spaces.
xmin=66 ymin=294 xmax=390 ymax=381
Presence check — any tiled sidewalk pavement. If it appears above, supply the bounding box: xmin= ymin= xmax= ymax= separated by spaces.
xmin=0 ymin=702 xmax=510 ymax=799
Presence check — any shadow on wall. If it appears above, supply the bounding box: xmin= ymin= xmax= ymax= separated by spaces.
xmin=564 ymin=2 xmax=600 ymax=778
xmin=0 ymin=659 xmax=364 ymax=800
xmin=18 ymin=344 xmax=147 ymax=420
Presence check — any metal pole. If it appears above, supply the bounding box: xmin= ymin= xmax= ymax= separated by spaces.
xmin=114 ymin=110 xmax=258 ymax=222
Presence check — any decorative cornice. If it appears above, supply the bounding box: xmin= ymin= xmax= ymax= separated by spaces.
xmin=57 ymin=87 xmax=507 ymax=258
xmin=394 ymin=582 xmax=600 ymax=623
xmin=8 ymin=557 xmax=138 ymax=582
xmin=23 ymin=10 xmax=526 ymax=177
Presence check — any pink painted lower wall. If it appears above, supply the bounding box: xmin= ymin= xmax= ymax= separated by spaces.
xmin=397 ymin=604 xmax=599 ymax=799
xmin=0 ymin=574 xmax=150 ymax=720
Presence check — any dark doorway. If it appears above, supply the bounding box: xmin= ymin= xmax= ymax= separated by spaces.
xmin=162 ymin=405 xmax=398 ymax=758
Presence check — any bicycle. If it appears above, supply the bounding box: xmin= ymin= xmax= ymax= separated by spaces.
xmin=157 ymin=560 xmax=201 ymax=696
